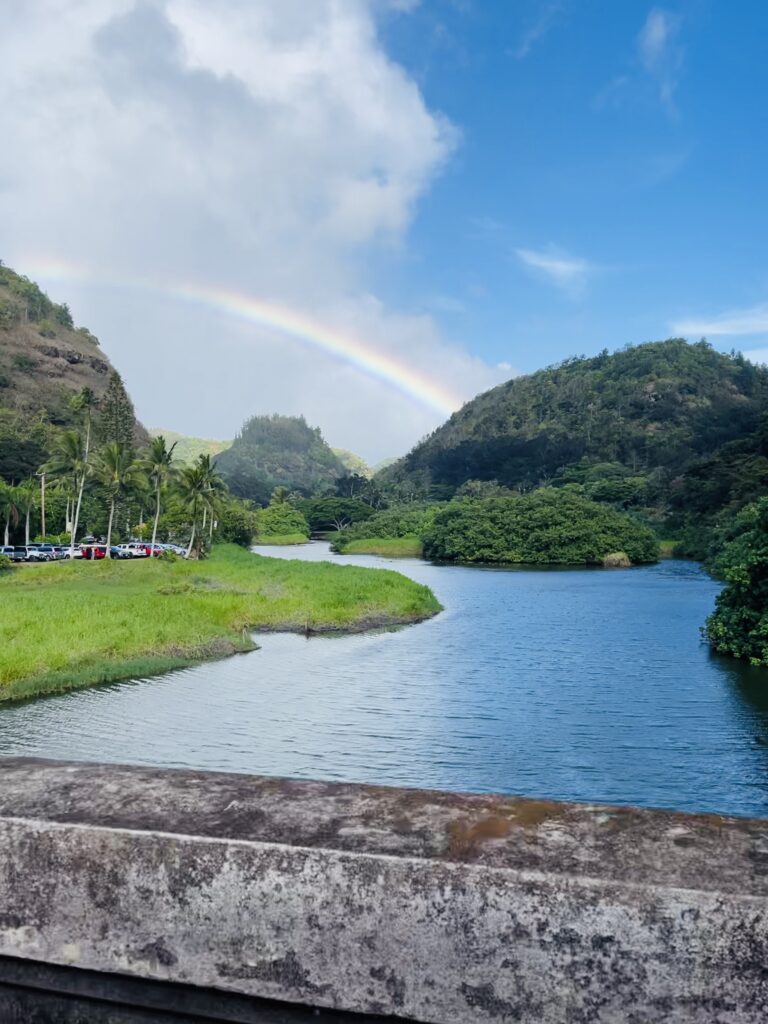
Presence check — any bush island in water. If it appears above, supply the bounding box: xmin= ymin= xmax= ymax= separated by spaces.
xmin=422 ymin=490 xmax=659 ymax=565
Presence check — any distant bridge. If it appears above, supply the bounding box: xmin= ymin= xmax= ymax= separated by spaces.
xmin=0 ymin=758 xmax=767 ymax=1022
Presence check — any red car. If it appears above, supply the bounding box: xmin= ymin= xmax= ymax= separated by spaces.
xmin=80 ymin=545 xmax=107 ymax=560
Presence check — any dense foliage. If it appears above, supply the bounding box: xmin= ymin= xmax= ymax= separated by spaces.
xmin=422 ymin=490 xmax=659 ymax=565
xmin=255 ymin=501 xmax=310 ymax=541
xmin=331 ymin=503 xmax=444 ymax=552
xmin=704 ymin=499 xmax=768 ymax=665
xmin=381 ymin=340 xmax=768 ymax=554
xmin=215 ymin=414 xmax=345 ymax=503
xmin=296 ymin=497 xmax=374 ymax=532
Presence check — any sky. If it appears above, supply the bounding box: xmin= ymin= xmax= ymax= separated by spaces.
xmin=1 ymin=0 xmax=768 ymax=461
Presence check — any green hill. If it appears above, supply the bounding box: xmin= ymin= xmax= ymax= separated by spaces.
xmin=215 ymin=414 xmax=346 ymax=504
xmin=0 ymin=261 xmax=146 ymax=482
xmin=332 ymin=447 xmax=371 ymax=477
xmin=380 ymin=339 xmax=768 ymax=549
xmin=149 ymin=428 xmax=231 ymax=466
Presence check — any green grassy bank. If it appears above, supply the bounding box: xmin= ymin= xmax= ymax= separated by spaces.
xmin=0 ymin=545 xmax=441 ymax=703
xmin=341 ymin=536 xmax=424 ymax=558
xmin=254 ymin=533 xmax=309 ymax=546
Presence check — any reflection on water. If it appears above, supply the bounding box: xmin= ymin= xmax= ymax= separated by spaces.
xmin=2 ymin=543 xmax=768 ymax=816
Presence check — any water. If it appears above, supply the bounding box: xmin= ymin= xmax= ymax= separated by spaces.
xmin=3 ymin=543 xmax=768 ymax=817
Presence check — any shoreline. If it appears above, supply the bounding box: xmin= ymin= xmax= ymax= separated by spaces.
xmin=0 ymin=545 xmax=441 ymax=706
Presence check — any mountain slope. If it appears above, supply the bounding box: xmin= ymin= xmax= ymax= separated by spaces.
xmin=381 ymin=339 xmax=768 ymax=534
xmin=0 ymin=261 xmax=147 ymax=481
xmin=215 ymin=414 xmax=345 ymax=504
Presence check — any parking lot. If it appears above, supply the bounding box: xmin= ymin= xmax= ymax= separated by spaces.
xmin=0 ymin=541 xmax=188 ymax=562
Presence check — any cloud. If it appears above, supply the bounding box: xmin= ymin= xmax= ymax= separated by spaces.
xmin=672 ymin=304 xmax=768 ymax=337
xmin=516 ymin=247 xmax=593 ymax=298
xmin=0 ymin=0 xmax=507 ymax=461
xmin=512 ymin=3 xmax=562 ymax=60
xmin=636 ymin=8 xmax=683 ymax=112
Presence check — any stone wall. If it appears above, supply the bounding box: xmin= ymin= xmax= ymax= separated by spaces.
xmin=0 ymin=758 xmax=767 ymax=1022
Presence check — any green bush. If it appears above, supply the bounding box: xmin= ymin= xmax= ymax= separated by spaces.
xmin=37 ymin=319 xmax=57 ymax=339
xmin=12 ymin=353 xmax=37 ymax=372
xmin=0 ymin=299 xmax=20 ymax=329
xmin=0 ymin=555 xmax=12 ymax=572
xmin=422 ymin=489 xmax=659 ymax=565
xmin=704 ymin=498 xmax=768 ymax=665
xmin=331 ymin=503 xmax=444 ymax=552
xmin=256 ymin=502 xmax=310 ymax=540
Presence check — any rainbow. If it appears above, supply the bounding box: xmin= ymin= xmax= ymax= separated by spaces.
xmin=24 ymin=259 xmax=463 ymax=417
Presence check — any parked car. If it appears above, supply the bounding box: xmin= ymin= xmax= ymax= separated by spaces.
xmin=62 ymin=546 xmax=83 ymax=559
xmin=80 ymin=544 xmax=107 ymax=560
xmin=12 ymin=546 xmax=31 ymax=562
xmin=54 ymin=546 xmax=70 ymax=559
xmin=27 ymin=544 xmax=57 ymax=562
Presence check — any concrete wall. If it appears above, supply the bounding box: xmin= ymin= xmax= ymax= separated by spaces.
xmin=1 ymin=758 xmax=767 ymax=1023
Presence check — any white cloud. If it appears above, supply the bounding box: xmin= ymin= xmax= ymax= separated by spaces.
xmin=516 ymin=247 xmax=593 ymax=298
xmin=0 ymin=0 xmax=507 ymax=460
xmin=637 ymin=8 xmax=683 ymax=112
xmin=512 ymin=3 xmax=562 ymax=60
xmin=672 ymin=304 xmax=768 ymax=337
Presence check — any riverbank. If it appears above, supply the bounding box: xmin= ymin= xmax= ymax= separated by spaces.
xmin=254 ymin=533 xmax=309 ymax=545
xmin=0 ymin=544 xmax=441 ymax=704
xmin=341 ymin=536 xmax=423 ymax=558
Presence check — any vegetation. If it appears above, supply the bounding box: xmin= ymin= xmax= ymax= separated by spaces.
xmin=216 ymin=414 xmax=346 ymax=503
xmin=341 ymin=536 xmax=423 ymax=557
xmin=704 ymin=499 xmax=768 ymax=665
xmin=255 ymin=498 xmax=310 ymax=543
xmin=422 ymin=491 xmax=659 ymax=565
xmin=0 ymin=544 xmax=441 ymax=703
xmin=148 ymin=427 xmax=231 ymax=465
xmin=380 ymin=340 xmax=768 ymax=557
xmin=296 ymin=496 xmax=374 ymax=532
xmin=331 ymin=503 xmax=445 ymax=553
xmin=332 ymin=448 xmax=371 ymax=477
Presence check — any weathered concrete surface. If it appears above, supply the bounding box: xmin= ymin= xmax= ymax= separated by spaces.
xmin=1 ymin=759 xmax=768 ymax=1023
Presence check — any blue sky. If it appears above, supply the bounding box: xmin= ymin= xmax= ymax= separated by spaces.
xmin=377 ymin=0 xmax=768 ymax=373
xmin=3 ymin=1 xmax=767 ymax=459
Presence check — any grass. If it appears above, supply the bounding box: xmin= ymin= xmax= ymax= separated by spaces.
xmin=254 ymin=533 xmax=310 ymax=545
xmin=0 ymin=544 xmax=441 ymax=703
xmin=341 ymin=536 xmax=424 ymax=558
xmin=658 ymin=539 xmax=679 ymax=558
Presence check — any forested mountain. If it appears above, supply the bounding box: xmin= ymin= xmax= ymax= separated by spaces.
xmin=0 ymin=261 xmax=146 ymax=483
xmin=380 ymin=340 xmax=768 ymax=547
xmin=215 ymin=414 xmax=346 ymax=504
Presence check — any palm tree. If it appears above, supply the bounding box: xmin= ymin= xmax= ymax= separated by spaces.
xmin=270 ymin=486 xmax=290 ymax=505
xmin=15 ymin=481 xmax=37 ymax=545
xmin=143 ymin=436 xmax=177 ymax=557
xmin=92 ymin=443 xmax=146 ymax=557
xmin=176 ymin=462 xmax=207 ymax=558
xmin=43 ymin=431 xmax=88 ymax=558
xmin=0 ymin=482 xmax=19 ymax=546
xmin=197 ymin=454 xmax=227 ymax=541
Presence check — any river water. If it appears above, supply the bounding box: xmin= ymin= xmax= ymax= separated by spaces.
xmin=2 ymin=543 xmax=768 ymax=816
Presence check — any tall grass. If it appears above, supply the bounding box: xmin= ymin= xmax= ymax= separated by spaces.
xmin=0 ymin=545 xmax=440 ymax=702
xmin=342 ymin=536 xmax=424 ymax=558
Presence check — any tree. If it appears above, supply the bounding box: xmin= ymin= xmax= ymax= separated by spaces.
xmin=0 ymin=482 xmax=19 ymax=545
xmin=270 ymin=486 xmax=290 ymax=504
xmin=92 ymin=443 xmax=146 ymax=556
xmin=197 ymin=454 xmax=227 ymax=541
xmin=144 ymin=436 xmax=177 ymax=557
xmin=175 ymin=462 xmax=207 ymax=558
xmin=100 ymin=372 xmax=135 ymax=448
xmin=15 ymin=480 xmax=37 ymax=545
xmin=704 ymin=498 xmax=768 ymax=665
xmin=43 ymin=430 xmax=89 ymax=557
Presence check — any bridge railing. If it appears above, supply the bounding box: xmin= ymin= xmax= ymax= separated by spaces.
xmin=0 ymin=758 xmax=767 ymax=1022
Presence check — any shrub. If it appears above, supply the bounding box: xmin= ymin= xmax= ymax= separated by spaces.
xmin=38 ymin=319 xmax=57 ymax=338
xmin=0 ymin=299 xmax=20 ymax=329
xmin=331 ymin=503 xmax=444 ymax=552
xmin=422 ymin=489 xmax=659 ymax=565
xmin=12 ymin=353 xmax=37 ymax=372
xmin=256 ymin=502 xmax=310 ymax=540
xmin=0 ymin=555 xmax=12 ymax=572
xmin=704 ymin=498 xmax=768 ymax=665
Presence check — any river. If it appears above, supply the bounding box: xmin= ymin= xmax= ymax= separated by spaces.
xmin=2 ymin=542 xmax=768 ymax=816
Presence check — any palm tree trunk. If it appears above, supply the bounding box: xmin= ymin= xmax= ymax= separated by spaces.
xmin=25 ymin=507 xmax=30 ymax=545
xmin=3 ymin=510 xmax=9 ymax=546
xmin=106 ymin=497 xmax=115 ymax=558
xmin=40 ymin=473 xmax=46 ymax=537
xmin=186 ymin=521 xmax=196 ymax=559
xmin=209 ymin=512 xmax=214 ymax=541
xmin=202 ymin=506 xmax=207 ymax=531
xmin=151 ymin=483 xmax=161 ymax=557
xmin=71 ymin=476 xmax=85 ymax=559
